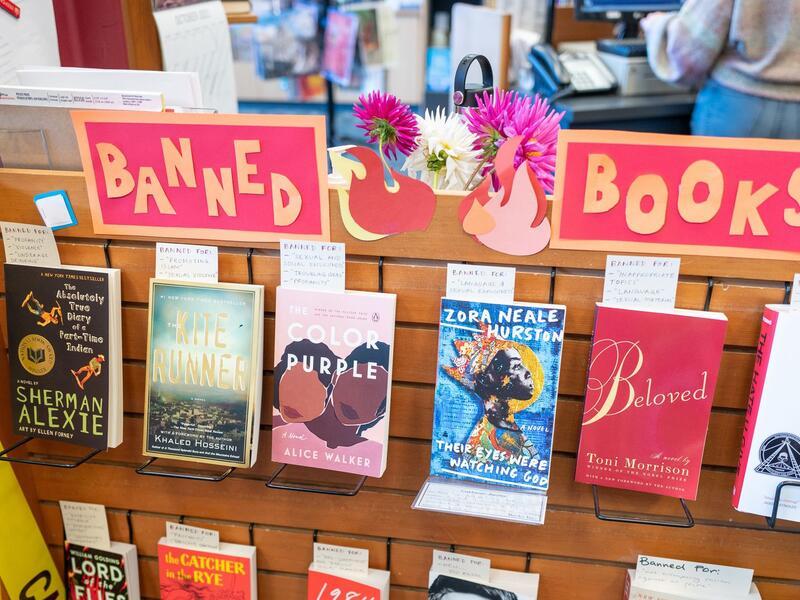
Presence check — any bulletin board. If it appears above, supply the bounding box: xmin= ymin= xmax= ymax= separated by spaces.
xmin=0 ymin=167 xmax=798 ymax=600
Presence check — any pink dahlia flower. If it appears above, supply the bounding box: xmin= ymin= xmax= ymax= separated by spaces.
xmin=353 ymin=91 xmax=419 ymax=160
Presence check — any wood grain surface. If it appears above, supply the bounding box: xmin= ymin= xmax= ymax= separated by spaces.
xmin=1 ymin=168 xmax=799 ymax=599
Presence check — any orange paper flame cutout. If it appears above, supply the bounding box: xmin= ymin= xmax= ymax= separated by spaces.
xmin=331 ymin=146 xmax=436 ymax=239
xmin=459 ymin=136 xmax=550 ymax=256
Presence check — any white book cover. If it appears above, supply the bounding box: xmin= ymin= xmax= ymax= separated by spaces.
xmin=624 ymin=570 xmax=761 ymax=600
xmin=733 ymin=305 xmax=800 ymax=522
xmin=429 ymin=568 xmax=539 ymax=599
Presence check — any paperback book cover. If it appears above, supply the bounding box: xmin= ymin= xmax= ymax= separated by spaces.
xmin=4 ymin=263 xmax=122 ymax=449
xmin=308 ymin=567 xmax=390 ymax=600
xmin=157 ymin=540 xmax=256 ymax=600
xmin=575 ymin=304 xmax=728 ymax=500
xmin=733 ymin=305 xmax=800 ymax=522
xmin=428 ymin=570 xmax=539 ymax=600
xmin=66 ymin=541 xmax=140 ymax=600
xmin=143 ymin=280 xmax=264 ymax=468
xmin=430 ymin=299 xmax=566 ymax=492
xmin=272 ymin=286 xmax=396 ymax=478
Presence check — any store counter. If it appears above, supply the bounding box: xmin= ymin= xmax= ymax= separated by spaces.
xmin=557 ymin=91 xmax=696 ymax=133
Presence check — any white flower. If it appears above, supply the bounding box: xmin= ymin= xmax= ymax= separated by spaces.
xmin=402 ymin=107 xmax=481 ymax=190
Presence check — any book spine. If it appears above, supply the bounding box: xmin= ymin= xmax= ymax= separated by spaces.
xmin=733 ymin=307 xmax=778 ymax=508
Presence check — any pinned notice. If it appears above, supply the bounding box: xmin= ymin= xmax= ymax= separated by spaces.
xmin=1 ymin=222 xmax=60 ymax=266
xmin=432 ymin=550 xmax=491 ymax=582
xmin=156 ymin=242 xmax=218 ymax=283
xmin=603 ymin=255 xmax=680 ymax=308
xmin=166 ymin=522 xmax=220 ymax=550
xmin=633 ymin=555 xmax=754 ymax=598
xmin=313 ymin=543 xmax=369 ymax=577
xmin=59 ymin=501 xmax=111 ymax=550
xmin=280 ymin=240 xmax=345 ymax=291
xmin=446 ymin=264 xmax=515 ymax=303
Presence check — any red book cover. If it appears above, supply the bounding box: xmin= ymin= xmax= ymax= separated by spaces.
xmin=575 ymin=304 xmax=728 ymax=500
xmin=157 ymin=541 xmax=256 ymax=600
xmin=307 ymin=570 xmax=384 ymax=600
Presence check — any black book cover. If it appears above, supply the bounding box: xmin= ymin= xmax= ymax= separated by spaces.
xmin=66 ymin=542 xmax=129 ymax=600
xmin=5 ymin=264 xmax=111 ymax=449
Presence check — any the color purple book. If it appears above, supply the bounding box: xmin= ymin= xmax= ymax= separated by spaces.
xmin=272 ymin=286 xmax=396 ymax=477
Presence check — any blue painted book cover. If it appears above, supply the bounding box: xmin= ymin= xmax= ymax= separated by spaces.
xmin=430 ymin=299 xmax=566 ymax=492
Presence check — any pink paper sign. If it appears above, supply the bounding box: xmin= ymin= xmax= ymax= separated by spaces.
xmin=551 ymin=130 xmax=800 ymax=259
xmin=72 ymin=110 xmax=329 ymax=243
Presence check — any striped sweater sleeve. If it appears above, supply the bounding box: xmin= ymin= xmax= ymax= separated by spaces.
xmin=642 ymin=0 xmax=735 ymax=86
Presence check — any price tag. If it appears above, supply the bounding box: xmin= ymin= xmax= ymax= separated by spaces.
xmin=634 ymin=555 xmax=753 ymax=598
xmin=33 ymin=190 xmax=78 ymax=231
xmin=1 ymin=222 xmax=60 ymax=266
xmin=413 ymin=477 xmax=547 ymax=525
xmin=59 ymin=501 xmax=110 ymax=549
xmin=446 ymin=264 xmax=515 ymax=303
xmin=603 ymin=255 xmax=680 ymax=308
xmin=156 ymin=242 xmax=218 ymax=283
xmin=432 ymin=550 xmax=491 ymax=582
xmin=790 ymin=273 xmax=800 ymax=305
xmin=280 ymin=240 xmax=345 ymax=292
xmin=166 ymin=522 xmax=220 ymax=550
xmin=313 ymin=543 xmax=369 ymax=577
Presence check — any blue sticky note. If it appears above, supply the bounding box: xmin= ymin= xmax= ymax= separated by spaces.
xmin=33 ymin=190 xmax=77 ymax=231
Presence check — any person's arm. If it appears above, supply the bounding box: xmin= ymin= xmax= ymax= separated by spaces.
xmin=641 ymin=0 xmax=735 ymax=86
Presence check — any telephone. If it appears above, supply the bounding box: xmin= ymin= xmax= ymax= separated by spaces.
xmin=529 ymin=44 xmax=617 ymax=99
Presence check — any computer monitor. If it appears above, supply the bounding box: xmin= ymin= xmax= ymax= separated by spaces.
xmin=576 ymin=0 xmax=683 ymax=16
xmin=575 ymin=0 xmax=683 ymax=38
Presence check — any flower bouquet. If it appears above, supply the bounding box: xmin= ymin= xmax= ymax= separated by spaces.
xmin=352 ymin=88 xmax=564 ymax=193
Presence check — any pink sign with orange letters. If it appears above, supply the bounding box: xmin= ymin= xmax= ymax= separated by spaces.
xmin=551 ymin=130 xmax=800 ymax=260
xmin=72 ymin=110 xmax=329 ymax=243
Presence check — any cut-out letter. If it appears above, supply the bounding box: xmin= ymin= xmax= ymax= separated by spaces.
xmin=272 ymin=173 xmax=302 ymax=226
xmin=784 ymin=167 xmax=800 ymax=227
xmin=134 ymin=167 xmax=175 ymax=214
xmin=730 ymin=181 xmax=776 ymax=236
xmin=584 ymin=154 xmax=620 ymax=214
xmin=234 ymin=139 xmax=264 ymax=195
xmin=625 ymin=174 xmax=668 ymax=235
xmin=161 ymin=137 xmax=196 ymax=188
xmin=678 ymin=160 xmax=723 ymax=223
xmin=97 ymin=142 xmax=134 ymax=199
xmin=203 ymin=168 xmax=237 ymax=217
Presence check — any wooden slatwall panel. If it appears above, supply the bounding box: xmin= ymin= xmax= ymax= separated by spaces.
xmin=1 ymin=169 xmax=799 ymax=600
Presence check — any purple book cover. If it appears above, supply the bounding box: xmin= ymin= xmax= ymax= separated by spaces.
xmin=272 ymin=286 xmax=396 ymax=477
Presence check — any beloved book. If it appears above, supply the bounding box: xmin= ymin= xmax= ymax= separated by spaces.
xmin=143 ymin=280 xmax=264 ymax=468
xmin=66 ymin=541 xmax=140 ymax=600
xmin=271 ymin=286 xmax=396 ymax=478
xmin=157 ymin=539 xmax=256 ymax=600
xmin=428 ymin=570 xmax=539 ymax=600
xmin=4 ymin=263 xmax=122 ymax=449
xmin=575 ymin=304 xmax=728 ymax=500
xmin=733 ymin=305 xmax=800 ymax=522
xmin=308 ymin=565 xmax=390 ymax=600
xmin=430 ymin=299 xmax=566 ymax=492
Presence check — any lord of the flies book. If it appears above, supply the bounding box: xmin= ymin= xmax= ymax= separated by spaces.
xmin=143 ymin=280 xmax=264 ymax=468
xmin=66 ymin=541 xmax=140 ymax=600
